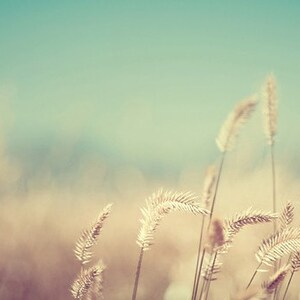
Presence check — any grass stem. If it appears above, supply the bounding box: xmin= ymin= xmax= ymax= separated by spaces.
xmin=282 ymin=271 xmax=294 ymax=300
xmin=246 ymin=262 xmax=262 ymax=289
xmin=131 ymin=248 xmax=144 ymax=300
xmin=191 ymin=216 xmax=206 ymax=300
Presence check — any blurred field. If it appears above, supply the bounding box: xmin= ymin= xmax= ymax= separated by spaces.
xmin=1 ymin=2 xmax=300 ymax=299
xmin=1 ymin=130 xmax=300 ymax=300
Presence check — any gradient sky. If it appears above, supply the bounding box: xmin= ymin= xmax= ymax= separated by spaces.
xmin=0 ymin=1 xmax=300 ymax=175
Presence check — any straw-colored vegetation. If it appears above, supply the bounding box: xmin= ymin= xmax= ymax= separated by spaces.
xmin=1 ymin=74 xmax=299 ymax=299
xmin=71 ymin=204 xmax=112 ymax=299
xmin=67 ymin=75 xmax=300 ymax=299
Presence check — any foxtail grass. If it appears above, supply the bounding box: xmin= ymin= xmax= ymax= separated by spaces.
xmin=193 ymin=97 xmax=257 ymax=300
xmin=71 ymin=204 xmax=112 ymax=300
xmin=132 ymin=189 xmax=208 ymax=300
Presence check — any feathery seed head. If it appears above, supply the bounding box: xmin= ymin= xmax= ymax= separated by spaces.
xmin=201 ymin=165 xmax=216 ymax=209
xmin=256 ymin=227 xmax=300 ymax=266
xmin=137 ymin=189 xmax=208 ymax=251
xmin=216 ymin=97 xmax=257 ymax=152
xmin=291 ymin=251 xmax=300 ymax=272
xmin=74 ymin=204 xmax=113 ymax=265
xmin=201 ymin=255 xmax=222 ymax=281
xmin=225 ymin=208 xmax=277 ymax=243
xmin=205 ymin=218 xmax=226 ymax=253
xmin=262 ymin=264 xmax=290 ymax=295
xmin=71 ymin=261 xmax=105 ymax=299
xmin=279 ymin=201 xmax=294 ymax=230
xmin=263 ymin=74 xmax=277 ymax=145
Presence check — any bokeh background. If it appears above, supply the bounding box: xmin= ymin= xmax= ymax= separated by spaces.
xmin=1 ymin=1 xmax=300 ymax=299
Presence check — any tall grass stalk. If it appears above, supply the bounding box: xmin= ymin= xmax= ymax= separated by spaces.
xmin=271 ymin=144 xmax=278 ymax=300
xmin=271 ymin=144 xmax=277 ymax=233
xmin=281 ymin=251 xmax=300 ymax=300
xmin=203 ymin=252 xmax=218 ymax=300
xmin=194 ymin=97 xmax=256 ymax=299
xmin=131 ymin=249 xmax=144 ymax=300
xmin=282 ymin=271 xmax=294 ymax=300
xmin=263 ymin=74 xmax=278 ymax=234
xmin=200 ymin=219 xmax=225 ymax=300
xmin=198 ymin=254 xmax=213 ymax=300
xmin=193 ymin=155 xmax=225 ymax=300
xmin=191 ymin=216 xmax=206 ymax=300
xmin=194 ymin=153 xmax=226 ymax=300
xmin=246 ymin=262 xmax=263 ymax=289
xmin=191 ymin=166 xmax=216 ymax=300
xmin=134 ymin=190 xmax=207 ymax=300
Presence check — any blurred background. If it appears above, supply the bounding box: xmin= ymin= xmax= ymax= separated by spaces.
xmin=0 ymin=1 xmax=300 ymax=299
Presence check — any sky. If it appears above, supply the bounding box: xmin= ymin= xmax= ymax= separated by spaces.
xmin=0 ymin=1 xmax=300 ymax=176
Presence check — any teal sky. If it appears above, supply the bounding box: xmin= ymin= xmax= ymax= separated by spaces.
xmin=0 ymin=1 xmax=300 ymax=175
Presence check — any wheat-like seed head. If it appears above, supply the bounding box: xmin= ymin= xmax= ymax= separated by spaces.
xmin=201 ymin=165 xmax=216 ymax=209
xmin=256 ymin=227 xmax=300 ymax=266
xmin=225 ymin=208 xmax=277 ymax=242
xmin=71 ymin=261 xmax=105 ymax=299
xmin=85 ymin=274 xmax=104 ymax=300
xmin=261 ymin=264 xmax=290 ymax=295
xmin=216 ymin=97 xmax=257 ymax=152
xmin=74 ymin=204 xmax=112 ymax=265
xmin=201 ymin=254 xmax=222 ymax=281
xmin=205 ymin=218 xmax=226 ymax=253
xmin=263 ymin=74 xmax=277 ymax=146
xmin=137 ymin=189 xmax=209 ymax=251
xmin=279 ymin=201 xmax=294 ymax=230
xmin=291 ymin=251 xmax=300 ymax=272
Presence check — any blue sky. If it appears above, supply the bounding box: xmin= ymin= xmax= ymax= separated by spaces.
xmin=0 ymin=1 xmax=299 ymax=175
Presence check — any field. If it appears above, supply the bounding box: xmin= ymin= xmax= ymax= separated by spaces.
xmin=1 ymin=77 xmax=300 ymax=300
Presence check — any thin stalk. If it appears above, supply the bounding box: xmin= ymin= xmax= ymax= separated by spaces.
xmin=271 ymin=144 xmax=277 ymax=232
xmin=199 ymin=278 xmax=209 ymax=300
xmin=204 ymin=252 xmax=218 ymax=300
xmin=274 ymin=253 xmax=293 ymax=299
xmin=191 ymin=216 xmax=206 ymax=300
xmin=198 ymin=253 xmax=213 ymax=300
xmin=282 ymin=271 xmax=294 ymax=300
xmin=246 ymin=262 xmax=262 ymax=289
xmin=270 ymin=144 xmax=278 ymax=281
xmin=273 ymin=280 xmax=279 ymax=300
xmin=207 ymin=153 xmax=226 ymax=229
xmin=193 ymin=153 xmax=226 ymax=300
xmin=131 ymin=248 xmax=144 ymax=300
xmin=273 ymin=287 xmax=278 ymax=300
xmin=194 ymin=248 xmax=206 ymax=300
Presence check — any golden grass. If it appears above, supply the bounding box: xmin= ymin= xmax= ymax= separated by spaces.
xmin=1 ymin=75 xmax=300 ymax=300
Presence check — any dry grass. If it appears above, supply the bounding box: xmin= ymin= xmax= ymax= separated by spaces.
xmin=261 ymin=264 xmax=290 ymax=296
xmin=1 ymin=75 xmax=300 ymax=300
xmin=263 ymin=74 xmax=277 ymax=146
xmin=216 ymin=97 xmax=257 ymax=153
xmin=137 ymin=189 xmax=208 ymax=251
xmin=74 ymin=204 xmax=112 ymax=265
xmin=256 ymin=227 xmax=300 ymax=267
xmin=1 ymin=165 xmax=300 ymax=299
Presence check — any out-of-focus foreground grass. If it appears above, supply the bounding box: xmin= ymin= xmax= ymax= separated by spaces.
xmin=1 ymin=134 xmax=300 ymax=300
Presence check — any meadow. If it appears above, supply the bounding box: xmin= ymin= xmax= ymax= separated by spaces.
xmin=1 ymin=76 xmax=300 ymax=300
